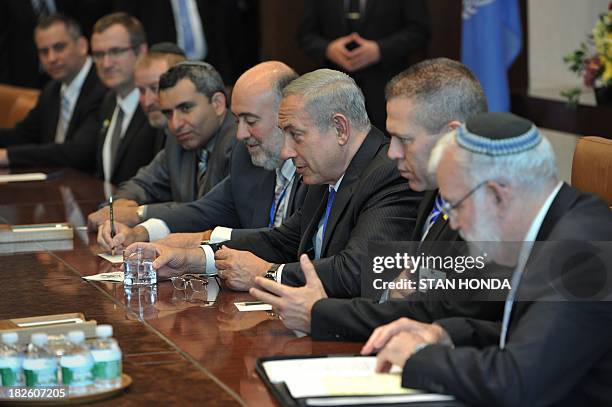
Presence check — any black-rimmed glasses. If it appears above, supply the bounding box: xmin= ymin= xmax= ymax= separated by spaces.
xmin=440 ymin=180 xmax=488 ymax=220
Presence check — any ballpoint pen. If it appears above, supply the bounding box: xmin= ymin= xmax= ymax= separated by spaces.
xmin=109 ymin=195 xmax=116 ymax=256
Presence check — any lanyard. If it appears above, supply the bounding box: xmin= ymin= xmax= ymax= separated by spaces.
xmin=268 ymin=183 xmax=291 ymax=228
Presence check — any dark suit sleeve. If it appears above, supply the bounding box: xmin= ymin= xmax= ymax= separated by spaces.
xmin=376 ymin=0 xmax=430 ymax=69
xmin=5 ymin=97 xmax=100 ymax=171
xmin=297 ymin=0 xmax=330 ymax=63
xmin=154 ymin=175 xmax=243 ymax=232
xmin=402 ymin=302 xmax=612 ymax=406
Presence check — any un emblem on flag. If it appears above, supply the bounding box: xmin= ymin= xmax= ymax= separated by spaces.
xmin=463 ymin=0 xmax=494 ymax=19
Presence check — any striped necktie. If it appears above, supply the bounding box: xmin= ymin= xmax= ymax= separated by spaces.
xmin=422 ymin=194 xmax=446 ymax=239
xmin=55 ymin=89 xmax=70 ymax=143
xmin=197 ymin=148 xmax=209 ymax=190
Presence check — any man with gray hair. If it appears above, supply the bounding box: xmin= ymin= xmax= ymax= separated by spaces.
xmin=98 ymin=61 xmax=307 ymax=249
xmin=124 ymin=68 xmax=421 ymax=298
xmin=362 ymin=112 xmax=612 ymax=406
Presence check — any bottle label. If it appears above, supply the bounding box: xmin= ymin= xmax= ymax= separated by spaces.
xmin=93 ymin=360 xmax=121 ymax=379
xmin=61 ymin=365 xmax=93 ymax=386
xmin=24 ymin=368 xmax=56 ymax=386
xmin=1 ymin=367 xmax=18 ymax=386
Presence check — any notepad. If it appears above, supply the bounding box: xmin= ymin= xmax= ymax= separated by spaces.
xmin=0 ymin=172 xmax=47 ymax=183
xmin=98 ymin=253 xmax=124 ymax=264
xmin=235 ymin=301 xmax=273 ymax=312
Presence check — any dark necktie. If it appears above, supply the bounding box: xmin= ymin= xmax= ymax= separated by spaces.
xmin=421 ymin=194 xmax=446 ymax=240
xmin=346 ymin=0 xmax=361 ymax=32
xmin=196 ymin=148 xmax=209 ymax=194
xmin=109 ymin=107 xmax=124 ymax=173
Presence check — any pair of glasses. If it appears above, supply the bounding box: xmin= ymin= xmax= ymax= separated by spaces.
xmin=440 ymin=180 xmax=488 ymax=220
xmin=92 ymin=46 xmax=136 ymax=62
xmin=170 ymin=274 xmax=209 ymax=292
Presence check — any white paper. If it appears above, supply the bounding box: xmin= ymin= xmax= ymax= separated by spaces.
xmin=305 ymin=394 xmax=456 ymax=406
xmin=234 ymin=301 xmax=273 ymax=312
xmin=262 ymin=356 xmax=455 ymax=403
xmin=0 ymin=173 xmax=47 ymax=183
xmin=83 ymin=271 xmax=124 ymax=282
xmin=97 ymin=253 xmax=124 ymax=264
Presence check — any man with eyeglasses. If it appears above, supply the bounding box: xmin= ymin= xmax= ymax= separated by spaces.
xmin=91 ymin=61 xmax=237 ymax=240
xmin=0 ymin=14 xmax=106 ymax=172
xmin=359 ymin=112 xmax=612 ymax=406
xmin=91 ymin=12 xmax=164 ymax=185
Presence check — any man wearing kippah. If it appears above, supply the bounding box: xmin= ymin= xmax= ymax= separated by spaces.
xmin=361 ymin=112 xmax=612 ymax=405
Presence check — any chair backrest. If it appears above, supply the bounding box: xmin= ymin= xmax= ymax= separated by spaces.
xmin=6 ymin=96 xmax=38 ymax=128
xmin=571 ymin=136 xmax=612 ymax=205
xmin=0 ymin=84 xmax=40 ymax=128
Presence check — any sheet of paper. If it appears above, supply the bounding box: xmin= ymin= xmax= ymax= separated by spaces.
xmin=305 ymin=394 xmax=456 ymax=406
xmin=82 ymin=271 xmax=124 ymax=282
xmin=0 ymin=173 xmax=47 ymax=183
xmin=262 ymin=356 xmax=455 ymax=402
xmin=97 ymin=253 xmax=124 ymax=264
xmin=235 ymin=301 xmax=273 ymax=312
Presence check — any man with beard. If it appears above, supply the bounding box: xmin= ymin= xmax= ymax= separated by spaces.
xmin=97 ymin=61 xmax=307 ymax=250
xmin=361 ymin=112 xmax=612 ymax=406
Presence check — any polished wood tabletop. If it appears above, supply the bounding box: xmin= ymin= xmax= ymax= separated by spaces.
xmin=0 ymin=168 xmax=362 ymax=406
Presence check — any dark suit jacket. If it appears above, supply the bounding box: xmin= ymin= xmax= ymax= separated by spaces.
xmin=298 ymin=0 xmax=430 ymax=128
xmin=153 ymin=142 xmax=308 ymax=239
xmin=95 ymin=91 xmax=165 ymax=185
xmin=402 ymin=184 xmax=612 ymax=406
xmin=113 ymin=113 xmax=236 ymax=216
xmin=114 ymin=0 xmax=245 ymax=84
xmin=225 ymin=127 xmax=422 ymax=298
xmin=1 ymin=63 xmax=107 ymax=172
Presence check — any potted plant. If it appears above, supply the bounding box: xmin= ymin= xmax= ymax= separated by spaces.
xmin=562 ymin=2 xmax=612 ymax=107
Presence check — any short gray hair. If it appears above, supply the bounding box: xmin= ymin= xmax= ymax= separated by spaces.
xmin=429 ymin=130 xmax=559 ymax=192
xmin=282 ymin=69 xmax=370 ymax=132
xmin=385 ymin=58 xmax=487 ymax=134
xmin=159 ymin=61 xmax=225 ymax=100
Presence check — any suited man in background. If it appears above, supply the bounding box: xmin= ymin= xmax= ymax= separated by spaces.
xmin=91 ymin=12 xmax=164 ymax=186
xmin=90 ymin=60 xmax=236 ymax=234
xmin=249 ymin=58 xmax=503 ymax=337
xmin=363 ymin=113 xmax=612 ymax=406
xmin=97 ymin=61 xmax=305 ymax=250
xmin=0 ymin=13 xmax=106 ymax=172
xmin=298 ymin=0 xmax=430 ymax=130
xmin=114 ymin=0 xmax=255 ymax=85
xmin=124 ymin=68 xmax=422 ymax=299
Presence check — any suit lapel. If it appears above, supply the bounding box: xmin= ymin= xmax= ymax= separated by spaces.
xmin=299 ymin=185 xmax=329 ymax=255
xmin=45 ymin=83 xmax=62 ymax=143
xmin=64 ymin=65 xmax=96 ymax=141
xmin=112 ymin=106 xmax=146 ymax=176
xmin=287 ymin=175 xmax=307 ymax=217
xmin=251 ymin=170 xmax=277 ymax=227
xmin=413 ymin=190 xmax=437 ymax=240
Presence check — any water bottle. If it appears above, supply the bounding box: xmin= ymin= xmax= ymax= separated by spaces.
xmin=89 ymin=325 xmax=122 ymax=389
xmin=23 ymin=333 xmax=57 ymax=387
xmin=60 ymin=331 xmax=94 ymax=395
xmin=0 ymin=332 xmax=24 ymax=386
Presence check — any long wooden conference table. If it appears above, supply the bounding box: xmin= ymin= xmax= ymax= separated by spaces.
xmin=0 ymin=168 xmax=362 ymax=406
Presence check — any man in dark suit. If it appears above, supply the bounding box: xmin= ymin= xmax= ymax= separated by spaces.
xmin=114 ymin=0 xmax=255 ymax=85
xmin=0 ymin=14 xmax=106 ymax=172
xmin=97 ymin=61 xmax=305 ymax=249
xmin=125 ymin=68 xmax=422 ymax=299
xmin=91 ymin=12 xmax=164 ymax=186
xmin=88 ymin=54 xmax=236 ymax=233
xmin=298 ymin=0 xmax=430 ymax=129
xmin=361 ymin=113 xmax=612 ymax=406
xmin=249 ymin=58 xmax=500 ymax=336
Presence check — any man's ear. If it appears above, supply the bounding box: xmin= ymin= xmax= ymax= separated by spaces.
xmin=210 ymin=92 xmax=227 ymax=115
xmin=332 ymin=113 xmax=350 ymax=146
xmin=446 ymin=120 xmax=463 ymax=131
xmin=486 ymin=181 xmax=511 ymax=215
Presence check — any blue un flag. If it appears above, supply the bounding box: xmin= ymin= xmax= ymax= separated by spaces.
xmin=461 ymin=0 xmax=522 ymax=112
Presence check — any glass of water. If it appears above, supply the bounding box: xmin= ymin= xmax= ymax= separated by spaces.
xmin=123 ymin=247 xmax=157 ymax=286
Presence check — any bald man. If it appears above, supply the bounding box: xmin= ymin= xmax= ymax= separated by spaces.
xmin=98 ymin=61 xmax=307 ymax=251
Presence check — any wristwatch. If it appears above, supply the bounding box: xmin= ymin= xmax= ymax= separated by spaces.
xmin=136 ymin=205 xmax=147 ymax=222
xmin=265 ymin=263 xmax=281 ymax=281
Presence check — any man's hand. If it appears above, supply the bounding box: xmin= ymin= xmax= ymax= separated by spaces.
xmin=249 ymin=254 xmax=327 ymax=333
xmin=97 ymin=220 xmax=149 ymax=253
xmin=346 ymin=33 xmax=381 ymax=71
xmin=156 ymin=232 xmax=204 ymax=248
xmin=374 ymin=331 xmax=425 ymax=373
xmin=124 ymin=242 xmax=206 ymax=280
xmin=0 ymin=149 xmax=9 ymax=166
xmin=87 ymin=199 xmax=139 ymax=231
xmin=214 ymin=247 xmax=271 ymax=291
xmin=201 ymin=229 xmax=213 ymax=241
xmin=325 ymin=34 xmax=354 ymax=71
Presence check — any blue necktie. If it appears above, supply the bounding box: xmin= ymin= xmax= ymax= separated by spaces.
xmin=176 ymin=0 xmax=196 ymax=58
xmin=322 ymin=187 xmax=336 ymax=238
xmin=422 ymin=194 xmax=446 ymax=239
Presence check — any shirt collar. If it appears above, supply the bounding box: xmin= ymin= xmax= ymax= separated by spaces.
xmin=523 ymin=181 xmax=563 ymax=242
xmin=116 ymin=87 xmax=140 ymax=116
xmin=60 ymin=57 xmax=92 ymax=102
xmin=330 ymin=174 xmax=345 ymax=192
xmin=277 ymin=159 xmax=296 ymax=182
